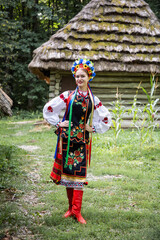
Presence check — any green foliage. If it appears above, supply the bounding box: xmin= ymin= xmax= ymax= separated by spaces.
xmin=142 ymin=74 xmax=159 ymax=134
xmin=129 ymin=83 xmax=149 ymax=150
xmin=0 ymin=0 xmax=159 ymax=112
xmin=0 ymin=118 xmax=160 ymax=239
xmin=0 ymin=145 xmax=23 ymax=189
xmin=145 ymin=0 xmax=160 ymax=19
xmin=11 ymin=109 xmax=43 ymax=120
xmin=128 ymin=75 xmax=159 ymax=150
xmin=0 ymin=0 xmax=90 ymax=111
xmin=0 ymin=0 xmax=49 ymax=110
xmin=110 ymin=88 xmax=126 ymax=149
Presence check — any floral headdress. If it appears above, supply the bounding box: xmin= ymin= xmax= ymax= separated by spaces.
xmin=71 ymin=59 xmax=96 ymax=82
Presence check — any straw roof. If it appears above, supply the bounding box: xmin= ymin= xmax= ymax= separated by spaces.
xmin=28 ymin=0 xmax=160 ymax=81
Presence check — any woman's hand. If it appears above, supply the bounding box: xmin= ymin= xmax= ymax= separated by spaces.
xmin=85 ymin=124 xmax=93 ymax=133
xmin=58 ymin=120 xmax=73 ymax=128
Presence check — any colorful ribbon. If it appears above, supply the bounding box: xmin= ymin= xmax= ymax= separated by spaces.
xmin=65 ymin=87 xmax=78 ymax=165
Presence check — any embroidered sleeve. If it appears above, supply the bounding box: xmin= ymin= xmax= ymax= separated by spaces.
xmin=92 ymin=96 xmax=112 ymax=133
xmin=43 ymin=91 xmax=68 ymax=126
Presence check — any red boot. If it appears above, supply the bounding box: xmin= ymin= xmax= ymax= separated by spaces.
xmin=63 ymin=188 xmax=73 ymax=218
xmin=72 ymin=189 xmax=86 ymax=224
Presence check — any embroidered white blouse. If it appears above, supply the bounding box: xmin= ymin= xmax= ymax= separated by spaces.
xmin=43 ymin=91 xmax=111 ymax=134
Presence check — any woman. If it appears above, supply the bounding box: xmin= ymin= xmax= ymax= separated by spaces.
xmin=43 ymin=59 xmax=111 ymax=224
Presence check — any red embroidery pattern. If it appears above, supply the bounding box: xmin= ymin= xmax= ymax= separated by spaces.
xmin=75 ymin=99 xmax=87 ymax=112
xmin=102 ymin=117 xmax=108 ymax=124
xmin=60 ymin=93 xmax=67 ymax=103
xmin=66 ymin=147 xmax=85 ymax=170
xmin=74 ymin=150 xmax=80 ymax=156
xmin=66 ymin=117 xmax=84 ymax=141
xmin=92 ymin=126 xmax=96 ymax=133
xmin=47 ymin=106 xmax=53 ymax=112
xmin=94 ymin=101 xmax=102 ymax=110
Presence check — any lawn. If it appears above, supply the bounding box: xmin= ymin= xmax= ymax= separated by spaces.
xmin=0 ymin=116 xmax=160 ymax=240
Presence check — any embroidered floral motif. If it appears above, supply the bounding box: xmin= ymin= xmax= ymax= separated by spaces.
xmin=94 ymin=101 xmax=102 ymax=110
xmin=68 ymin=157 xmax=74 ymax=165
xmin=79 ymin=124 xmax=84 ymax=129
xmin=60 ymin=93 xmax=67 ymax=103
xmin=77 ymin=157 xmax=83 ymax=162
xmin=75 ymin=99 xmax=87 ymax=112
xmin=47 ymin=106 xmax=53 ymax=112
xmin=74 ymin=150 xmax=80 ymax=156
xmin=77 ymin=132 xmax=83 ymax=139
xmin=68 ymin=117 xmax=84 ymax=140
xmin=92 ymin=126 xmax=96 ymax=133
xmin=102 ymin=117 xmax=108 ymax=124
xmin=65 ymin=147 xmax=84 ymax=170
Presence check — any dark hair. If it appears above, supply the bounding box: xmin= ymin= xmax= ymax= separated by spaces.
xmin=76 ymin=68 xmax=89 ymax=76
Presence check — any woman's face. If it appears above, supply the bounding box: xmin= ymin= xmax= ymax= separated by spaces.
xmin=75 ymin=69 xmax=89 ymax=91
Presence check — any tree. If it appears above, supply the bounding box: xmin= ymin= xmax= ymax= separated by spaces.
xmin=145 ymin=0 xmax=160 ymax=19
xmin=0 ymin=0 xmax=49 ymax=110
xmin=0 ymin=0 xmax=159 ymax=111
xmin=0 ymin=0 xmax=91 ymax=110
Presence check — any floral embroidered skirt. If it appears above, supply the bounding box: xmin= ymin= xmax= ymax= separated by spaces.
xmin=50 ymin=137 xmax=89 ymax=188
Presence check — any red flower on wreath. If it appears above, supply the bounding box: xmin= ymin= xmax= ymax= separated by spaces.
xmin=77 ymin=132 xmax=83 ymax=139
xmin=77 ymin=157 xmax=83 ymax=163
xmin=68 ymin=158 xmax=74 ymax=165
xmin=47 ymin=106 xmax=53 ymax=112
xmin=102 ymin=117 xmax=108 ymax=124
xmin=71 ymin=131 xmax=74 ymax=136
xmin=74 ymin=150 xmax=80 ymax=156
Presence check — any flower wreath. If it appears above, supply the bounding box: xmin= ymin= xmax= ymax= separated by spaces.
xmin=71 ymin=59 xmax=96 ymax=82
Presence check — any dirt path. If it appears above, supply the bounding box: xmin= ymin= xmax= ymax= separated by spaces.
xmin=1 ymin=123 xmax=46 ymax=240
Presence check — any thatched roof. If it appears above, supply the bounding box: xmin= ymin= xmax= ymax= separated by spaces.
xmin=29 ymin=0 xmax=160 ymax=81
xmin=0 ymin=88 xmax=13 ymax=116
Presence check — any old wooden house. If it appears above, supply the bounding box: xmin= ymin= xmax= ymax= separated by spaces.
xmin=28 ymin=0 xmax=160 ymax=126
xmin=0 ymin=88 xmax=13 ymax=116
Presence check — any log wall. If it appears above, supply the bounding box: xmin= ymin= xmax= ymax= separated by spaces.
xmin=90 ymin=73 xmax=160 ymax=127
xmin=49 ymin=71 xmax=62 ymax=100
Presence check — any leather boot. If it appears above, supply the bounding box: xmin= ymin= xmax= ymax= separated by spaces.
xmin=72 ymin=189 xmax=86 ymax=224
xmin=63 ymin=188 xmax=73 ymax=218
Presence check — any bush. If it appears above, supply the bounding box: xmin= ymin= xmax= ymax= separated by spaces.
xmin=0 ymin=145 xmax=23 ymax=189
xmin=12 ymin=109 xmax=43 ymax=120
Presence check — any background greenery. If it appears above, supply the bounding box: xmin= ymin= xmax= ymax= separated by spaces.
xmin=0 ymin=115 xmax=160 ymax=240
xmin=0 ymin=0 xmax=90 ymax=111
xmin=0 ymin=0 xmax=160 ymax=111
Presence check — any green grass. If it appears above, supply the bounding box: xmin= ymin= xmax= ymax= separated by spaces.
xmin=0 ymin=117 xmax=160 ymax=240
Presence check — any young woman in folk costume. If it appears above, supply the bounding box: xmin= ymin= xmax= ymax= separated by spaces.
xmin=43 ymin=59 xmax=111 ymax=224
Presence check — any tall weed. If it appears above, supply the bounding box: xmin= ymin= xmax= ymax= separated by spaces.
xmin=110 ymin=88 xmax=126 ymax=149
